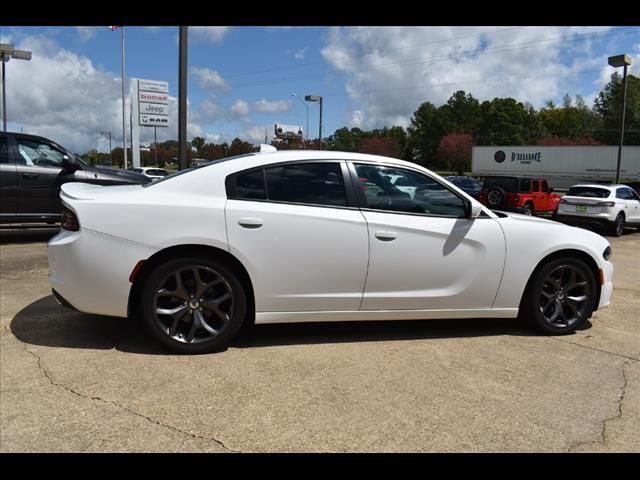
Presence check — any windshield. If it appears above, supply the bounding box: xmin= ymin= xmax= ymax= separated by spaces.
xmin=143 ymin=153 xmax=255 ymax=187
xmin=566 ymin=187 xmax=611 ymax=198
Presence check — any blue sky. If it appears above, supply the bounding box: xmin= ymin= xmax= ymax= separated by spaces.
xmin=1 ymin=26 xmax=639 ymax=153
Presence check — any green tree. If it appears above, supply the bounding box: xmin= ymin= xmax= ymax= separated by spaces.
xmin=538 ymin=94 xmax=598 ymax=140
xmin=439 ymin=90 xmax=481 ymax=134
xmin=477 ymin=97 xmax=532 ymax=145
xmin=191 ymin=136 xmax=206 ymax=156
xmin=406 ymin=101 xmax=446 ymax=166
xmin=228 ymin=138 xmax=254 ymax=157
xmin=594 ymin=72 xmax=640 ymax=145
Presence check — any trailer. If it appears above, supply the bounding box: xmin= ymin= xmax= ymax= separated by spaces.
xmin=472 ymin=146 xmax=640 ymax=189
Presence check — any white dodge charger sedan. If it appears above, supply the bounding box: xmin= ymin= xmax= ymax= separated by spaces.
xmin=48 ymin=150 xmax=614 ymax=354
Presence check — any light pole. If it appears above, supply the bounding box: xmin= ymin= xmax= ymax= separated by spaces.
xmin=291 ymin=93 xmax=308 ymax=145
xmin=305 ymin=95 xmax=323 ymax=149
xmin=1 ymin=44 xmax=32 ymax=132
xmin=608 ymin=54 xmax=632 ymax=184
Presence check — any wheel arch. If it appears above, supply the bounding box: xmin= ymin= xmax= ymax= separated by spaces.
xmin=127 ymin=244 xmax=255 ymax=324
xmin=519 ymin=248 xmax=602 ymax=314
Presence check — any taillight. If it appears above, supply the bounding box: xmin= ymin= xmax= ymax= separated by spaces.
xmin=61 ymin=207 xmax=79 ymax=231
xmin=597 ymin=201 xmax=615 ymax=207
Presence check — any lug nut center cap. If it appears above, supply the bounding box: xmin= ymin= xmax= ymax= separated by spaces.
xmin=189 ymin=300 xmax=200 ymax=309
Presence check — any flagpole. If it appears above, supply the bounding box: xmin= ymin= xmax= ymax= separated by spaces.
xmin=121 ymin=26 xmax=127 ymax=170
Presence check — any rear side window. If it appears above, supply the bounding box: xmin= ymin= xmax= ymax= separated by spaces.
xmin=265 ymin=163 xmax=347 ymax=207
xmin=520 ymin=179 xmax=531 ymax=192
xmin=0 ymin=135 xmax=10 ymax=164
xmin=236 ymin=169 xmax=266 ymax=200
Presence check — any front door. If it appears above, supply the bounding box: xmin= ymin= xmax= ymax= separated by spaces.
xmin=351 ymin=163 xmax=506 ymax=311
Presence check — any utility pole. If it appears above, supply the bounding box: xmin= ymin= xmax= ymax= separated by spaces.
xmin=121 ymin=27 xmax=128 ymax=170
xmin=178 ymin=26 xmax=188 ymax=171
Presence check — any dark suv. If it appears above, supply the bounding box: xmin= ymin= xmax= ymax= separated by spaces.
xmin=1 ymin=132 xmax=150 ymax=225
xmin=478 ymin=176 xmax=560 ymax=215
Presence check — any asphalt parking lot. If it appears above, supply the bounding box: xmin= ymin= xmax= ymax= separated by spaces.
xmin=1 ymin=227 xmax=638 ymax=452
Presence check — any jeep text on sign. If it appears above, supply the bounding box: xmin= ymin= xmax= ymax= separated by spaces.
xmin=139 ymin=102 xmax=169 ymax=116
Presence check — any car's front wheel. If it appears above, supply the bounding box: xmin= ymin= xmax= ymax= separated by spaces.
xmin=141 ymin=256 xmax=248 ymax=354
xmin=520 ymin=257 xmax=596 ymax=335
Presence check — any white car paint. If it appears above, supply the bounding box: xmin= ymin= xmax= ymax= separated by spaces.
xmin=48 ymin=150 xmax=613 ymax=336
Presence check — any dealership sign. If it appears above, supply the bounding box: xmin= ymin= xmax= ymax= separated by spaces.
xmin=136 ymin=79 xmax=169 ymax=127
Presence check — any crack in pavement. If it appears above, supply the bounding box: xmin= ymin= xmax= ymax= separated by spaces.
xmin=19 ymin=342 xmax=241 ymax=453
xmin=548 ymin=336 xmax=639 ymax=362
xmin=567 ymin=359 xmax=633 ymax=452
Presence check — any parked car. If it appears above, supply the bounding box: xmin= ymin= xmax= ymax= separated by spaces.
xmin=0 ymin=132 xmax=151 ymax=225
xmin=48 ymin=150 xmax=613 ymax=354
xmin=445 ymin=175 xmax=482 ymax=199
xmin=478 ymin=176 xmax=560 ymax=215
xmin=132 ymin=167 xmax=169 ymax=181
xmin=554 ymin=184 xmax=640 ymax=236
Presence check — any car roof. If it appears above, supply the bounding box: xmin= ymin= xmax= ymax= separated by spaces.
xmin=568 ymin=184 xmax=623 ymax=190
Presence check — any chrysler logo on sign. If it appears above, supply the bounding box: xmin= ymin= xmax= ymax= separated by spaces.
xmin=494 ymin=150 xmax=506 ymax=163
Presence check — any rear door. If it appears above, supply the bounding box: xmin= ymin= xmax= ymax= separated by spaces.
xmin=0 ymin=134 xmax=18 ymax=219
xmin=225 ymin=161 xmax=369 ymax=313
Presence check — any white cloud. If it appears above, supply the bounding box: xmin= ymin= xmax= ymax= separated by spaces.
xmin=240 ymin=125 xmax=272 ymax=144
xmin=75 ymin=27 xmax=99 ymax=41
xmin=3 ymin=35 xmax=209 ymax=154
xmin=191 ymin=27 xmax=231 ymax=44
xmin=321 ymin=26 xmax=616 ymax=130
xmin=190 ymin=67 xmax=230 ymax=92
xmin=294 ymin=48 xmax=307 ymax=60
xmin=231 ymin=99 xmax=250 ymax=117
xmin=253 ymin=98 xmax=293 ymax=113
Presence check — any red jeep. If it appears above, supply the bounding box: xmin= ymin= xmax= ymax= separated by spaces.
xmin=478 ymin=176 xmax=560 ymax=215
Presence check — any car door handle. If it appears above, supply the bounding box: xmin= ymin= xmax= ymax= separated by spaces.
xmin=375 ymin=230 xmax=397 ymax=241
xmin=238 ymin=218 xmax=263 ymax=229
xmin=22 ymin=172 xmax=40 ymax=179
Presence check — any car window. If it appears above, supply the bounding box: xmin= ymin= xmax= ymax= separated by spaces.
xmin=566 ymin=187 xmax=611 ymax=198
xmin=235 ymin=169 xmax=267 ymax=200
xmin=354 ymin=164 xmax=466 ymax=217
xmin=265 ymin=163 xmax=347 ymax=207
xmin=615 ymin=189 xmax=627 ymax=200
xmin=619 ymin=188 xmax=637 ymax=200
xmin=630 ymin=189 xmax=640 ymax=201
xmin=520 ymin=179 xmax=531 ymax=192
xmin=483 ymin=177 xmax=518 ymax=193
xmin=147 ymin=169 xmax=168 ymax=176
xmin=0 ymin=135 xmax=11 ymax=164
xmin=541 ymin=180 xmax=549 ymax=192
xmin=16 ymin=138 xmax=65 ymax=168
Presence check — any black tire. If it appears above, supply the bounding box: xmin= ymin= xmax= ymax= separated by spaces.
xmin=520 ymin=257 xmax=596 ymax=335
xmin=141 ymin=256 xmax=248 ymax=354
xmin=486 ymin=187 xmax=506 ymax=209
xmin=522 ymin=203 xmax=534 ymax=216
xmin=609 ymin=213 xmax=625 ymax=237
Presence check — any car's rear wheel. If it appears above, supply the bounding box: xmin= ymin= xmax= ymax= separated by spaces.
xmin=610 ymin=213 xmax=625 ymax=237
xmin=141 ymin=256 xmax=247 ymax=354
xmin=521 ymin=257 xmax=596 ymax=335
xmin=522 ymin=203 xmax=534 ymax=216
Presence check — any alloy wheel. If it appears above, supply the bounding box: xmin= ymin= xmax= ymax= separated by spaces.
xmin=153 ymin=266 xmax=233 ymax=344
xmin=538 ymin=264 xmax=591 ymax=328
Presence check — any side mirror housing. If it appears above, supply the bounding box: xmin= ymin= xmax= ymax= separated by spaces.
xmin=466 ymin=201 xmax=483 ymax=219
xmin=62 ymin=155 xmax=79 ymax=172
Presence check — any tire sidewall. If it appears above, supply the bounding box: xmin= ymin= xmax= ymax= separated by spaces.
xmin=613 ymin=213 xmax=624 ymax=237
xmin=523 ymin=257 xmax=596 ymax=335
xmin=141 ymin=256 xmax=248 ymax=354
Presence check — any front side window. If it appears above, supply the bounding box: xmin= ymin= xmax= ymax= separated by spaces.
xmin=520 ymin=179 xmax=531 ymax=192
xmin=16 ymin=138 xmax=65 ymax=168
xmin=264 ymin=162 xmax=347 ymax=207
xmin=354 ymin=164 xmax=466 ymax=217
xmin=0 ymin=135 xmax=10 ymax=164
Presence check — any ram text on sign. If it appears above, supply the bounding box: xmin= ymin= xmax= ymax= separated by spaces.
xmin=138 ymin=79 xmax=169 ymax=93
xmin=140 ymin=114 xmax=169 ymax=127
xmin=139 ymin=102 xmax=169 ymax=116
xmin=138 ymin=92 xmax=169 ymax=104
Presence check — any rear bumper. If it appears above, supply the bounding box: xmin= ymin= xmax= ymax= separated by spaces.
xmin=48 ymin=228 xmax=156 ymax=318
xmin=554 ymin=214 xmax=612 ymax=230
